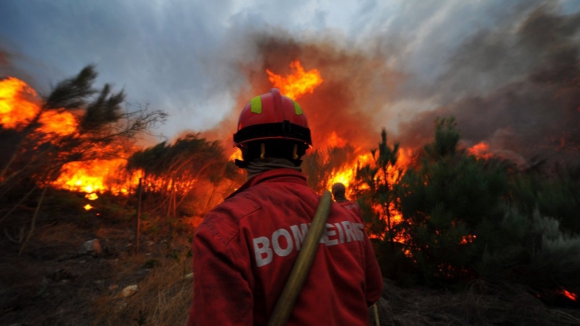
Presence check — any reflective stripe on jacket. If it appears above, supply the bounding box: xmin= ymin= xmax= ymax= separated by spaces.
xmin=188 ymin=168 xmax=383 ymax=326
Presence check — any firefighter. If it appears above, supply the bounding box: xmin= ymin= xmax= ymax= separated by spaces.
xmin=332 ymin=182 xmax=364 ymax=222
xmin=331 ymin=182 xmax=348 ymax=203
xmin=187 ymin=88 xmax=383 ymax=326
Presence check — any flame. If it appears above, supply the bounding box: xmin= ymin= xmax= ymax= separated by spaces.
xmin=38 ymin=109 xmax=78 ymax=136
xmin=2 ymin=76 xmax=143 ymax=200
xmin=51 ymin=159 xmax=141 ymax=195
xmin=467 ymin=142 xmax=492 ymax=159
xmin=1 ymin=76 xmax=78 ymax=136
xmin=266 ymin=60 xmax=323 ymax=100
xmin=0 ymin=77 xmax=40 ymax=129
xmin=85 ymin=193 xmax=99 ymax=200
xmin=327 ymin=152 xmax=373 ymax=190
xmin=229 ymin=148 xmax=242 ymax=162
xmin=328 ymin=131 xmax=347 ymax=148
xmin=265 ymin=61 xmax=414 ymax=243
xmin=325 ymin=148 xmax=413 ymax=242
xmin=84 ymin=204 xmax=93 ymax=211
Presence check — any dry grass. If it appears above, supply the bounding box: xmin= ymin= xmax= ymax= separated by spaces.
xmin=91 ymin=239 xmax=193 ymax=326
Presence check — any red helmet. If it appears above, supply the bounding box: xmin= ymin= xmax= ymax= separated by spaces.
xmin=233 ymin=88 xmax=312 ymax=147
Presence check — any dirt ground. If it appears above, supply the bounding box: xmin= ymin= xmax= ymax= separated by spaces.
xmin=0 ymin=208 xmax=193 ymax=326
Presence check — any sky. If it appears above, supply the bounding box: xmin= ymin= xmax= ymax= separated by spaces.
xmin=1 ymin=0 xmax=580 ymax=165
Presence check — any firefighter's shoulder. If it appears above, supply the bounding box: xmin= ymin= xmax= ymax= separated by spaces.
xmin=200 ymin=191 xmax=262 ymax=243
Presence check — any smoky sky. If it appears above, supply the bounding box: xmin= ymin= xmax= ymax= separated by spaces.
xmin=1 ymin=0 xmax=579 ymax=165
xmin=397 ymin=3 xmax=580 ymax=165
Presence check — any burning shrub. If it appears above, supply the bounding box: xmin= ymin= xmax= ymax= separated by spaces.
xmin=361 ymin=118 xmax=509 ymax=284
xmin=356 ymin=117 xmax=580 ymax=305
xmin=302 ymin=144 xmax=357 ymax=193
xmin=127 ymin=133 xmax=243 ymax=223
xmin=0 ymin=66 xmax=165 ymax=254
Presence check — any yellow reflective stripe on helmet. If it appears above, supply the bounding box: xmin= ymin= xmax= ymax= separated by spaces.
xmin=250 ymin=96 xmax=262 ymax=114
xmin=293 ymin=100 xmax=303 ymax=115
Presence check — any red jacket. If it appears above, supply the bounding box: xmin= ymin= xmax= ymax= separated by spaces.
xmin=188 ymin=169 xmax=383 ymax=326
xmin=338 ymin=200 xmax=363 ymax=223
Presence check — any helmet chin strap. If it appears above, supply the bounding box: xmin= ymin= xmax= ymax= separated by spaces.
xmin=260 ymin=143 xmax=266 ymax=159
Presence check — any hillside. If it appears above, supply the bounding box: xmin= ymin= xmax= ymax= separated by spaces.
xmin=1 ymin=191 xmax=579 ymax=326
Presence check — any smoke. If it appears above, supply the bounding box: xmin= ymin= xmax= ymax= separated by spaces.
xmin=214 ymin=2 xmax=580 ymax=167
xmin=398 ymin=4 xmax=580 ymax=165
xmin=4 ymin=1 xmax=578 ymax=167
xmin=205 ymin=29 xmax=405 ymax=156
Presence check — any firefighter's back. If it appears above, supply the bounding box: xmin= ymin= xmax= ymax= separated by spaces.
xmin=192 ymin=169 xmax=382 ymax=325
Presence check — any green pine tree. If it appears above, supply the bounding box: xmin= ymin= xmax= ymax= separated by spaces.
xmin=398 ymin=117 xmax=508 ymax=284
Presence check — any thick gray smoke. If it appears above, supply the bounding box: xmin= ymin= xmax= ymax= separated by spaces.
xmin=397 ymin=4 xmax=580 ymax=166
xmin=223 ymin=3 xmax=580 ymax=167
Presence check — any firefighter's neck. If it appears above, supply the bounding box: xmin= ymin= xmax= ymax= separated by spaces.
xmin=245 ymin=157 xmax=301 ymax=180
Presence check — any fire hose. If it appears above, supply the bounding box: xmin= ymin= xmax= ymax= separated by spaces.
xmin=267 ymin=190 xmax=332 ymax=326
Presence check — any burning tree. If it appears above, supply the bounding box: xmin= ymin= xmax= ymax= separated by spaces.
xmin=0 ymin=66 xmax=165 ymax=195
xmin=302 ymin=144 xmax=357 ymax=193
xmin=355 ymin=129 xmax=405 ymax=245
xmin=0 ymin=66 xmax=165 ymax=252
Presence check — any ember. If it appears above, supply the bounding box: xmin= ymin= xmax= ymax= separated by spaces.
xmin=561 ymin=289 xmax=577 ymax=301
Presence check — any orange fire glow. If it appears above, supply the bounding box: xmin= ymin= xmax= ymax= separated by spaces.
xmin=327 ymin=131 xmax=348 ymax=148
xmin=51 ymin=159 xmax=141 ymax=195
xmin=38 ymin=109 xmax=78 ymax=136
xmin=1 ymin=76 xmax=142 ymax=197
xmin=326 ymin=152 xmax=373 ymax=190
xmin=467 ymin=142 xmax=492 ymax=159
xmin=327 ymin=147 xmax=413 ymax=241
xmin=85 ymin=193 xmax=99 ymax=200
xmin=229 ymin=148 xmax=242 ymax=162
xmin=460 ymin=234 xmax=477 ymax=244
xmin=266 ymin=61 xmax=413 ymax=242
xmin=266 ymin=60 xmax=323 ymax=100
xmin=0 ymin=77 xmax=40 ymax=129
xmin=0 ymin=76 xmax=78 ymax=136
